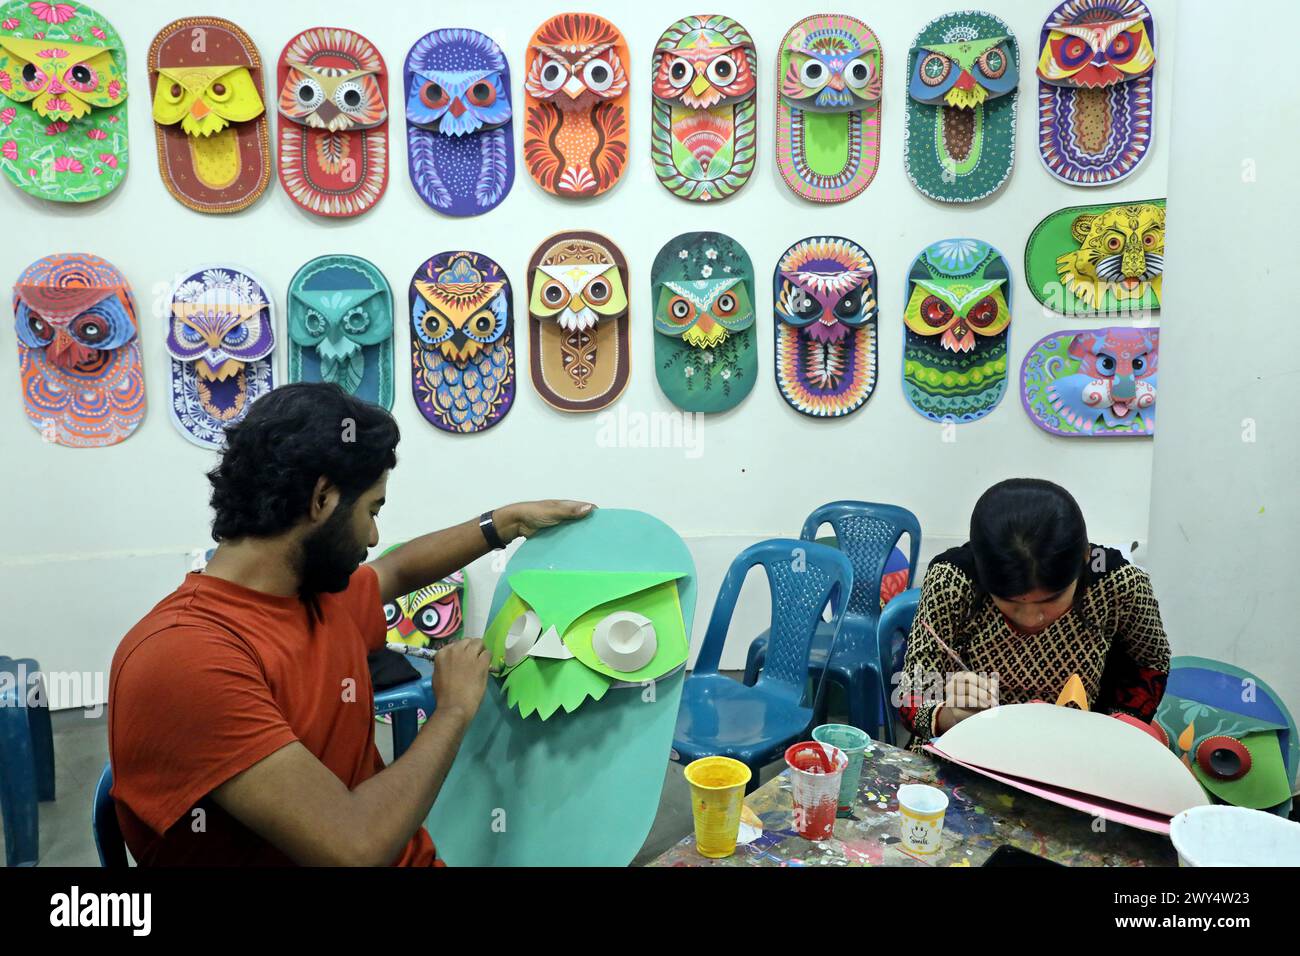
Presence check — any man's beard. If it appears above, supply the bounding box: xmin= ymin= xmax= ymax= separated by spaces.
xmin=299 ymin=504 xmax=368 ymax=598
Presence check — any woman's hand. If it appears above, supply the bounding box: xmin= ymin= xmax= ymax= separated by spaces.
xmin=495 ymin=500 xmax=596 ymax=541
xmin=935 ymin=671 xmax=999 ymax=733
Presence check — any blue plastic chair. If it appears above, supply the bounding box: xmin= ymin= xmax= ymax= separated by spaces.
xmin=875 ymin=588 xmax=921 ymax=747
xmin=373 ymin=658 xmax=436 ymax=761
xmin=0 ymin=656 xmax=54 ymax=867
xmin=92 ymin=763 xmax=129 ymax=867
xmin=744 ymin=502 xmax=921 ymax=737
xmin=673 ymin=539 xmax=853 ymax=792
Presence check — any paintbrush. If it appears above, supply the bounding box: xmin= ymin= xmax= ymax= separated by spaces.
xmin=920 ymin=618 xmax=970 ymax=672
xmin=387 ymin=641 xmax=506 ymax=676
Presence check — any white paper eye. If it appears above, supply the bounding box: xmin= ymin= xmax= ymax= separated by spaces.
xmin=799 ymin=59 xmax=828 ymax=89
xmin=667 ymin=57 xmax=692 ymax=90
xmin=294 ymin=76 xmax=324 ymax=111
xmin=845 ymin=57 xmax=873 ymax=90
xmin=540 ymin=60 xmax=568 ymax=92
xmin=503 ymin=609 xmax=542 ymax=666
xmin=584 ymin=58 xmax=615 ymax=92
xmin=591 ymin=612 xmax=657 ymax=672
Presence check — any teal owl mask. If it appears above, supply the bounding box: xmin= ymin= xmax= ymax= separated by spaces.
xmin=650 ymin=231 xmax=756 ymax=413
xmin=287 ymin=254 xmax=394 ymax=408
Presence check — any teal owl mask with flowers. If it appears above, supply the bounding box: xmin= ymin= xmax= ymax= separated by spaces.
xmin=650 ymin=231 xmax=756 ymax=413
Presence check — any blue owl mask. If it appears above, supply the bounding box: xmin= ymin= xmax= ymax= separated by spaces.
xmin=403 ymin=28 xmax=515 ymax=216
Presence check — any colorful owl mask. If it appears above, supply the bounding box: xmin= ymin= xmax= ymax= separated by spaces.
xmin=287 ymin=255 xmax=393 ymax=409
xmin=12 ymin=252 xmax=144 ymax=446
xmin=276 ymin=27 xmax=387 ymax=217
xmin=528 ymin=231 xmax=629 ymax=413
xmin=1022 ymin=326 xmax=1157 ymax=437
xmin=426 ymin=509 xmax=695 ymax=866
xmin=0 ymin=1 xmax=128 ymax=202
xmin=652 ymin=231 xmax=755 ymax=413
xmin=773 ymin=236 xmax=878 ymax=418
xmin=383 ymin=564 xmax=465 ymax=651
xmin=165 ymin=265 xmax=275 ymax=448
xmin=523 ymin=13 xmax=629 ymax=197
xmin=903 ymin=239 xmax=1012 ymax=422
xmin=404 ymin=28 xmax=513 ymax=216
xmin=1153 ymin=657 xmax=1297 ymax=817
xmin=905 ymin=10 xmax=1018 ymax=203
xmin=148 ymin=16 xmax=269 ymax=214
xmin=775 ymin=14 xmax=882 ymax=203
xmin=1038 ymin=0 xmax=1155 ymax=185
xmin=409 ymin=251 xmax=515 ymax=434
xmin=650 ymin=14 xmax=756 ymax=202
xmin=1027 ymin=199 xmax=1165 ymax=317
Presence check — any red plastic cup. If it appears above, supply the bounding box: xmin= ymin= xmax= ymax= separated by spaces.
xmin=784 ymin=741 xmax=848 ymax=841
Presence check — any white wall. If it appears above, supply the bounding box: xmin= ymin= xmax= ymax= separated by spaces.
xmin=1146 ymin=1 xmax=1300 ymax=723
xmin=1 ymin=0 xmax=1176 ymax=703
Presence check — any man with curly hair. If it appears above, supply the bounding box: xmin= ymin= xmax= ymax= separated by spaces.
xmin=108 ymin=383 xmax=593 ymax=865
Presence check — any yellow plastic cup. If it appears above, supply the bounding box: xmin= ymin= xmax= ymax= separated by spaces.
xmin=684 ymin=757 xmax=752 ymax=858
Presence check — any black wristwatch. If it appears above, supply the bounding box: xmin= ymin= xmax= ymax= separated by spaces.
xmin=479 ymin=511 xmax=507 ymax=550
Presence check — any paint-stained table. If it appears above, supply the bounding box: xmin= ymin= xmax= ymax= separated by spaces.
xmin=649 ymin=741 xmax=1178 ymax=867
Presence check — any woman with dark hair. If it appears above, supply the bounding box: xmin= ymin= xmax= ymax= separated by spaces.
xmin=898 ymin=478 xmax=1171 ymax=749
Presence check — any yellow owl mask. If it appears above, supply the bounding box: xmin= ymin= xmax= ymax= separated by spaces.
xmin=151 ymin=65 xmax=264 ymax=137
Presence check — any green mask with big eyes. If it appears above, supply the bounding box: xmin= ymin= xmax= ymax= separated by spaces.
xmin=287 ymin=254 xmax=394 ymax=407
xmin=484 ymin=570 xmax=689 ymax=720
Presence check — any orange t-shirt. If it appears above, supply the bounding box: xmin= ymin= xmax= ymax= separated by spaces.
xmin=108 ymin=564 xmax=441 ymax=866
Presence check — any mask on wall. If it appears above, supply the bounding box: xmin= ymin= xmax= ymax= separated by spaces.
xmin=165 ymin=265 xmax=275 ymax=448
xmin=1027 ymin=199 xmax=1165 ymax=317
xmin=523 ymin=13 xmax=629 ymax=198
xmin=1022 ymin=326 xmax=1156 ymax=437
xmin=404 ymin=28 xmax=512 ymax=217
xmin=287 ymin=255 xmax=393 ymax=409
xmin=383 ymin=565 xmax=466 ymax=651
xmin=276 ymin=27 xmax=387 ymax=217
xmin=148 ymin=16 xmax=269 ymax=214
xmin=650 ymin=14 xmax=756 ymax=202
xmin=409 ymin=251 xmax=515 ymax=434
xmin=905 ymin=10 xmax=1018 ymax=203
xmin=426 ymin=509 xmax=695 ymax=866
xmin=903 ymin=239 xmax=1011 ymax=422
xmin=12 ymin=253 xmax=144 ymax=446
xmin=1038 ymin=0 xmax=1155 ymax=186
xmin=651 ymin=231 xmax=755 ymax=413
xmin=528 ymin=231 xmax=629 ymax=413
xmin=1153 ymin=657 xmax=1297 ymax=817
xmin=774 ymin=14 xmax=881 ymax=204
xmin=0 ymin=1 xmax=128 ymax=202
xmin=773 ymin=236 xmax=878 ymax=418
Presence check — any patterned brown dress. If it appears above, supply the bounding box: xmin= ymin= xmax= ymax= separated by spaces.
xmin=898 ymin=544 xmax=1171 ymax=749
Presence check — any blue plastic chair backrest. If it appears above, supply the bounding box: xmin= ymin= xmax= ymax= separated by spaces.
xmin=92 ymin=762 xmax=129 ymax=868
xmin=801 ymin=501 xmax=921 ymax=620
xmin=0 ymin=665 xmax=39 ymax=866
xmin=876 ymin=588 xmax=922 ymax=743
xmin=693 ymin=539 xmax=853 ymax=706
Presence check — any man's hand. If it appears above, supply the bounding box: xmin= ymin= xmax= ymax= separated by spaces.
xmin=935 ymin=671 xmax=999 ymax=733
xmin=431 ymin=638 xmax=490 ymax=720
xmin=495 ymin=500 xmax=595 ymax=541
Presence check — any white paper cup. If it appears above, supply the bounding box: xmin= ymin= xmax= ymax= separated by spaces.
xmin=897 ymin=783 xmax=950 ymax=855
xmin=1170 ymin=805 xmax=1300 ymax=866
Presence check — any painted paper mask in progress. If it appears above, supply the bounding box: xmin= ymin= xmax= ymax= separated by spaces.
xmin=1022 ymin=326 xmax=1156 ymax=437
